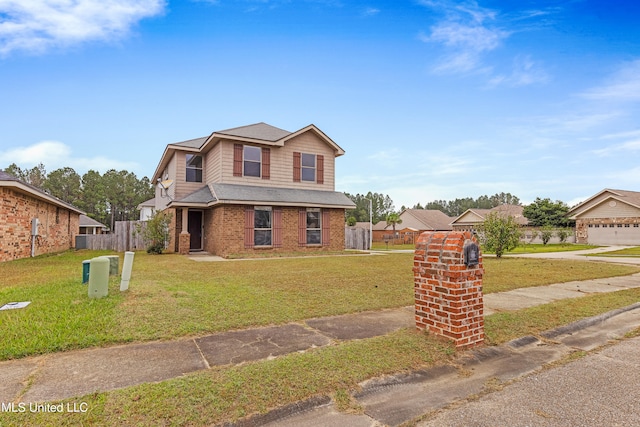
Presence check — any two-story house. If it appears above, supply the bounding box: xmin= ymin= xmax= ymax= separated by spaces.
xmin=150 ymin=122 xmax=356 ymax=257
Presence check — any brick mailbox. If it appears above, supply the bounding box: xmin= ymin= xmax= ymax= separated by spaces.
xmin=413 ymin=231 xmax=484 ymax=349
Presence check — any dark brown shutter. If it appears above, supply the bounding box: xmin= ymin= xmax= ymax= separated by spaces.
xmin=293 ymin=152 xmax=301 ymax=182
xmin=298 ymin=208 xmax=307 ymax=246
xmin=262 ymin=148 xmax=270 ymax=180
xmin=233 ymin=144 xmax=243 ymax=177
xmin=273 ymin=208 xmax=282 ymax=248
xmin=322 ymin=209 xmax=331 ymax=246
xmin=317 ymin=155 xmax=324 ymax=185
xmin=244 ymin=207 xmax=255 ymax=248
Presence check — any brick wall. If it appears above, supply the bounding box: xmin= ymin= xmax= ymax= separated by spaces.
xmin=0 ymin=188 xmax=80 ymax=262
xmin=413 ymin=231 xmax=484 ymax=349
xmin=200 ymin=205 xmax=346 ymax=257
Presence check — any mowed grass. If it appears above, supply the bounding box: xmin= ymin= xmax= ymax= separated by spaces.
xmin=588 ymin=246 xmax=640 ymax=257
xmin=1 ymin=251 xmax=640 ymax=425
xmin=0 ymin=250 xmax=639 ymax=360
xmin=5 ymin=289 xmax=640 ymax=426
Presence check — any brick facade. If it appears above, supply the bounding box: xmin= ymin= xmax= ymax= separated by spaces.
xmin=193 ymin=205 xmax=345 ymax=258
xmin=1 ymin=187 xmax=80 ymax=262
xmin=413 ymin=231 xmax=484 ymax=349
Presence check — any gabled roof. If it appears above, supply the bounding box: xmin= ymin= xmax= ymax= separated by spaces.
xmin=167 ymin=183 xmax=356 ymax=209
xmin=450 ymin=204 xmax=527 ymax=226
xmin=79 ymin=215 xmax=107 ymax=228
xmin=153 ymin=122 xmax=345 ymax=182
xmin=374 ymin=209 xmax=453 ymax=232
xmin=401 ymin=209 xmax=453 ymax=231
xmin=215 ymin=122 xmax=291 ymax=142
xmin=0 ymin=171 xmax=85 ymax=215
xmin=567 ymin=188 xmax=640 ymax=219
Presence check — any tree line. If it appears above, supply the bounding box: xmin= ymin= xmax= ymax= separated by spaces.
xmin=4 ymin=163 xmax=154 ymax=230
xmin=346 ymin=191 xmax=572 ymax=229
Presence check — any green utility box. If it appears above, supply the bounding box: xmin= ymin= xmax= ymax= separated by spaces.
xmin=82 ymin=260 xmax=91 ymax=284
xmin=103 ymin=255 xmax=119 ymax=276
xmin=88 ymin=257 xmax=109 ymax=298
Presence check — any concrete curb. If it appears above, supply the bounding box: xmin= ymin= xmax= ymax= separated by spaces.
xmin=228 ymin=303 xmax=640 ymax=427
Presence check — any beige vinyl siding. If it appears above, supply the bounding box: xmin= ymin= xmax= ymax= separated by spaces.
xmin=155 ymin=155 xmax=177 ymax=211
xmin=174 ymin=152 xmax=207 ymax=200
xmin=205 ymin=142 xmax=222 ymax=183
xmin=578 ymin=200 xmax=640 ymax=219
xmin=218 ymin=131 xmax=336 ymax=191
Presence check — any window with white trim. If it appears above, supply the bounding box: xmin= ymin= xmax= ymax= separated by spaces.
xmin=254 ymin=206 xmax=272 ymax=246
xmin=244 ymin=146 xmax=262 ymax=178
xmin=186 ymin=154 xmax=203 ymax=182
xmin=301 ymin=153 xmax=316 ymax=182
xmin=306 ymin=208 xmax=321 ymax=244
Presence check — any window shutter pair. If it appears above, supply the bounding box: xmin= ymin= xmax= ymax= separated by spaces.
xmin=293 ymin=152 xmax=324 ymax=184
xmin=244 ymin=206 xmax=282 ymax=249
xmin=233 ymin=144 xmax=270 ymax=179
xmin=298 ymin=208 xmax=331 ymax=247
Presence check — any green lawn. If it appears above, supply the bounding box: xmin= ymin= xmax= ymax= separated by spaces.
xmin=1 ymin=250 xmax=638 ymax=360
xmin=587 ymin=246 xmax=640 ymax=257
xmin=497 ymin=243 xmax=599 ymax=254
xmin=1 ymin=250 xmax=640 ymax=425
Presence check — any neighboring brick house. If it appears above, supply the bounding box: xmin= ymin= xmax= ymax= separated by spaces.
xmin=567 ymin=189 xmax=640 ymax=245
xmin=150 ymin=122 xmax=355 ymax=257
xmin=0 ymin=171 xmax=84 ymax=262
xmin=373 ymin=209 xmax=453 ymax=244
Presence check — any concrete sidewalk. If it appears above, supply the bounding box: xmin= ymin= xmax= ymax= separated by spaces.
xmin=1 ymin=270 xmax=640 ymax=425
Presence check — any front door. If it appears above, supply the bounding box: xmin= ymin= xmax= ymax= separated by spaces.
xmin=188 ymin=210 xmax=203 ymax=251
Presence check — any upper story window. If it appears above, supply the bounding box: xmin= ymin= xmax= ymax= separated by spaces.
xmin=294 ymin=152 xmax=324 ymax=184
xmin=301 ymin=153 xmax=316 ymax=182
xmin=186 ymin=154 xmax=203 ymax=182
xmin=244 ymin=146 xmax=262 ymax=178
xmin=234 ymin=144 xmax=270 ymax=179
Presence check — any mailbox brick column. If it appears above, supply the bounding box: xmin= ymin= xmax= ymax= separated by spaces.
xmin=413 ymin=231 xmax=484 ymax=349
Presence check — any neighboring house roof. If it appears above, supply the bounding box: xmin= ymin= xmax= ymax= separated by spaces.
xmin=138 ymin=198 xmax=156 ymax=208
xmin=0 ymin=171 xmax=85 ymax=215
xmin=153 ymin=122 xmax=346 ymax=182
xmin=79 ymin=215 xmax=107 ymax=228
xmin=374 ymin=209 xmax=454 ymax=232
xmin=167 ymin=183 xmax=356 ymax=209
xmin=451 ymin=204 xmax=528 ymax=226
xmin=401 ymin=209 xmax=454 ymax=231
xmin=567 ymin=189 xmax=640 ymax=219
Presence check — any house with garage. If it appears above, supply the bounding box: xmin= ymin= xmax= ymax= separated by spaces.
xmin=567 ymin=189 xmax=640 ymax=245
xmin=0 ymin=170 xmax=84 ymax=262
xmin=149 ymin=122 xmax=355 ymax=257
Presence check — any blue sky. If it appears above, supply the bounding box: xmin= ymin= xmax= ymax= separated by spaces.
xmin=1 ymin=0 xmax=639 ymax=210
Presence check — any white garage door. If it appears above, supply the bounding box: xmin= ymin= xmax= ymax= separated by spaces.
xmin=587 ymin=224 xmax=640 ymax=245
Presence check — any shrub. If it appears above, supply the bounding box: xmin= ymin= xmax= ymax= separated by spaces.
xmin=136 ymin=211 xmax=173 ymax=254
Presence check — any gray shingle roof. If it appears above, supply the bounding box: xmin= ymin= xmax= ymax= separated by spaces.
xmin=172 ymin=136 xmax=208 ymax=149
xmin=215 ymin=122 xmax=292 ymax=142
xmin=172 ymin=183 xmax=355 ymax=209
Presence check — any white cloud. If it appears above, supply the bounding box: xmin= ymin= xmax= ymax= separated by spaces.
xmin=362 ymin=7 xmax=379 ymax=17
xmin=487 ymin=55 xmax=548 ymax=87
xmin=0 ymin=0 xmax=166 ymax=55
xmin=419 ymin=1 xmax=552 ymax=87
xmin=0 ymin=140 xmax=141 ymax=174
xmin=592 ymin=139 xmax=640 ymax=157
xmin=580 ymin=60 xmax=640 ymax=103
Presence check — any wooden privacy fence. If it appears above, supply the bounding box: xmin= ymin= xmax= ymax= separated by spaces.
xmin=345 ymin=227 xmax=370 ymax=250
xmin=76 ymin=221 xmax=147 ymax=252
